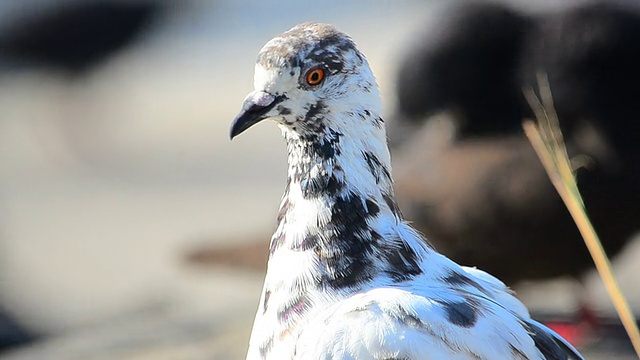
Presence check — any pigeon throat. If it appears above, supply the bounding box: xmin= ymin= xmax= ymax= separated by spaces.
xmin=267 ymin=114 xmax=413 ymax=289
xmin=280 ymin=109 xmax=394 ymax=201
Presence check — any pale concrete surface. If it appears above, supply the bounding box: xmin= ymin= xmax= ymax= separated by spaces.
xmin=0 ymin=0 xmax=638 ymax=359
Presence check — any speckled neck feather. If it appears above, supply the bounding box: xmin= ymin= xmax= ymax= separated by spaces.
xmin=251 ymin=96 xmax=428 ymax=356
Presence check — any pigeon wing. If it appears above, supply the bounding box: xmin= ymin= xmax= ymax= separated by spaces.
xmin=294 ymin=288 xmax=582 ymax=360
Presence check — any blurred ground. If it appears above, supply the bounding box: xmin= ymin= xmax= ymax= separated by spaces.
xmin=0 ymin=0 xmax=637 ymax=359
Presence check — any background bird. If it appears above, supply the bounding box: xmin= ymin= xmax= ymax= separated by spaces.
xmin=391 ymin=1 xmax=532 ymax=142
xmin=390 ymin=1 xmax=640 ymax=289
xmin=0 ymin=0 xmax=161 ymax=75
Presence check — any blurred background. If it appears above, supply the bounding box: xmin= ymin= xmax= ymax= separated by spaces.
xmin=0 ymin=0 xmax=638 ymax=359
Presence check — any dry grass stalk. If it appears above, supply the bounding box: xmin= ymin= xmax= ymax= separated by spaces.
xmin=522 ymin=74 xmax=640 ymax=357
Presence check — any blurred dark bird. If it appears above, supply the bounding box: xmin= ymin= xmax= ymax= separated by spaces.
xmin=390 ymin=1 xmax=640 ymax=286
xmin=392 ymin=1 xmax=532 ymax=143
xmin=0 ymin=310 xmax=36 ymax=353
xmin=0 ymin=1 xmax=161 ymax=74
xmin=520 ymin=1 xmax=640 ymax=166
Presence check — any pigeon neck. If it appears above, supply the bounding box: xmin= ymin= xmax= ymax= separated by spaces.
xmin=281 ymin=115 xmax=395 ymax=202
xmin=249 ymin=118 xmax=428 ymax=358
xmin=266 ymin=118 xmax=414 ymax=287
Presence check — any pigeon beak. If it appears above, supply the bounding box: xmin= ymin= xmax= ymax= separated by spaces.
xmin=229 ymin=91 xmax=284 ymax=139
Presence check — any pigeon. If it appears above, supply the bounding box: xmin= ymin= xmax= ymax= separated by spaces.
xmin=389 ymin=1 xmax=640 ymax=285
xmin=229 ymin=23 xmax=583 ymax=359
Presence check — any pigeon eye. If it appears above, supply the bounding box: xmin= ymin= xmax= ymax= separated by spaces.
xmin=306 ymin=68 xmax=325 ymax=86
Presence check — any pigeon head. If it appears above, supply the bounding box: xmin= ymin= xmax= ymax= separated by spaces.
xmin=230 ymin=22 xmax=383 ymax=140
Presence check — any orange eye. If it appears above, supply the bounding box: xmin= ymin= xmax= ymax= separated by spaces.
xmin=306 ymin=68 xmax=325 ymax=85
